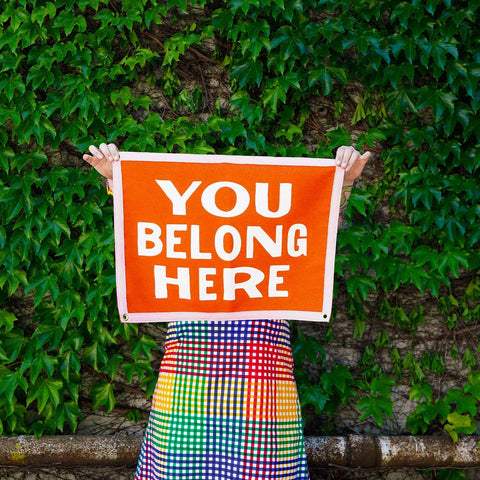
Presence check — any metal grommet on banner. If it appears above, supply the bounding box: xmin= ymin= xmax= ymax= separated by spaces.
xmin=122 ymin=314 xmax=129 ymax=322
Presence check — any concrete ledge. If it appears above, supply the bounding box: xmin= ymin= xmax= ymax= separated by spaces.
xmin=0 ymin=435 xmax=478 ymax=468
xmin=0 ymin=435 xmax=143 ymax=467
xmin=306 ymin=435 xmax=480 ymax=468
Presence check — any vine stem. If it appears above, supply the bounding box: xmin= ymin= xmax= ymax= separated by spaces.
xmin=86 ymin=366 xmax=147 ymax=397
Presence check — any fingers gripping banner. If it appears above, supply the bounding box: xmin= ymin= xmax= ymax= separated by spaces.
xmin=113 ymin=153 xmax=344 ymax=323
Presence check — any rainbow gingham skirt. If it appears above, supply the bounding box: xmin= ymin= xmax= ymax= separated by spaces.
xmin=135 ymin=319 xmax=310 ymax=480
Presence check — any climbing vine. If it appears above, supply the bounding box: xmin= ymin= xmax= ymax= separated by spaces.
xmin=0 ymin=6 xmax=479 ymax=478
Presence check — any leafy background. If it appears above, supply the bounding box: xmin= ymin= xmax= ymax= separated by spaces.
xmin=0 ymin=0 xmax=479 ymax=478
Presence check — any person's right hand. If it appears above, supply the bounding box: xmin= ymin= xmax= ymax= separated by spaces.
xmin=83 ymin=143 xmax=120 ymax=180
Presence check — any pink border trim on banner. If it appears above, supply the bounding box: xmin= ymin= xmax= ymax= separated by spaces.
xmin=113 ymin=152 xmax=344 ymax=323
xmin=113 ymin=161 xmax=128 ymax=320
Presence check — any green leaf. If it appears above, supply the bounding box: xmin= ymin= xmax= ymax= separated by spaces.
xmin=464 ymin=371 xmax=480 ymax=400
xmin=370 ymin=375 xmax=396 ymax=396
xmin=444 ymin=412 xmax=476 ymax=442
xmin=167 ymin=0 xmax=188 ymax=12
xmin=27 ymin=378 xmax=63 ymax=414
xmin=462 ymin=348 xmax=477 ymax=369
xmin=232 ymin=61 xmax=264 ymax=87
xmin=321 ymin=365 xmax=354 ymax=395
xmin=60 ymin=351 xmax=81 ymax=382
xmin=0 ymin=369 xmax=28 ymax=405
xmin=91 ymin=381 xmax=115 ymax=413
xmin=83 ymin=342 xmax=108 ymax=371
xmin=308 ymin=67 xmax=332 ymax=94
xmin=131 ymin=335 xmax=158 ymax=361
xmin=445 ymin=389 xmax=477 ymax=416
xmin=263 ymin=82 xmax=287 ymax=112
xmin=220 ymin=119 xmax=247 ymax=145
xmin=417 ymin=88 xmax=456 ymax=120
xmin=47 ymin=218 xmax=71 ymax=246
xmin=358 ymin=394 xmax=393 ymax=426
xmin=292 ymin=326 xmax=325 ymax=365
xmin=29 ymin=351 xmax=59 ymax=384
xmin=387 ymin=87 xmax=417 ymax=119
xmin=299 ymin=385 xmax=328 ymax=414
xmin=122 ymin=359 xmax=153 ymax=383
xmin=0 ymin=310 xmax=16 ymax=332
xmin=346 ymin=274 xmax=377 ymax=300
xmin=55 ymin=401 xmax=82 ymax=433
xmin=106 ymin=354 xmax=124 ymax=380
xmin=437 ymin=469 xmax=466 ymax=480
xmin=409 ymin=384 xmax=433 ymax=402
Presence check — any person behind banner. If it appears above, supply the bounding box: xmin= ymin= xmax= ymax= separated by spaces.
xmin=83 ymin=143 xmax=370 ymax=480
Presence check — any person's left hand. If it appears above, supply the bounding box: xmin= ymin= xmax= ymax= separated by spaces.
xmin=335 ymin=146 xmax=371 ymax=185
xmin=83 ymin=143 xmax=120 ymax=180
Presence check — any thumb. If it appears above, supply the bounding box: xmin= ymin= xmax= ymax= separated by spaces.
xmin=360 ymin=151 xmax=371 ymax=162
xmin=83 ymin=153 xmax=97 ymax=167
xmin=354 ymin=151 xmax=371 ymax=171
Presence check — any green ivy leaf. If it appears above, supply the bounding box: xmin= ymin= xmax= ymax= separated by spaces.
xmin=409 ymin=383 xmax=433 ymax=403
xmin=445 ymin=389 xmax=477 ymax=416
xmin=299 ymin=385 xmax=328 ymax=414
xmin=417 ymin=88 xmax=456 ymax=120
xmin=321 ymin=365 xmax=354 ymax=395
xmin=166 ymin=0 xmax=188 ymax=13
xmin=131 ymin=335 xmax=158 ymax=361
xmin=55 ymin=401 xmax=82 ymax=433
xmin=231 ymin=61 xmax=264 ymax=87
xmin=263 ymin=82 xmax=287 ymax=112
xmin=464 ymin=371 xmax=480 ymax=400
xmin=0 ymin=310 xmax=16 ymax=332
xmin=444 ymin=412 xmax=476 ymax=442
xmin=27 ymin=378 xmax=63 ymax=414
xmin=358 ymin=394 xmax=393 ymax=426
xmin=91 ymin=381 xmax=115 ymax=413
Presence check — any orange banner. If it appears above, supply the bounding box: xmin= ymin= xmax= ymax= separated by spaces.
xmin=113 ymin=152 xmax=344 ymax=322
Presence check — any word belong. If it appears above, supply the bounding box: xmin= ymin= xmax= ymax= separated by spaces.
xmin=137 ymin=223 xmax=308 ymax=260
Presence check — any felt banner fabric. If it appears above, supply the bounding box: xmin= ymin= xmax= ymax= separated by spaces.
xmin=113 ymin=152 xmax=344 ymax=323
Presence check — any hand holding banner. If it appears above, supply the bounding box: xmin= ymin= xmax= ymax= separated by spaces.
xmin=113 ymin=153 xmax=344 ymax=323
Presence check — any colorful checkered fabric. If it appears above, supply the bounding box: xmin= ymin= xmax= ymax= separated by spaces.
xmin=135 ymin=319 xmax=310 ymax=480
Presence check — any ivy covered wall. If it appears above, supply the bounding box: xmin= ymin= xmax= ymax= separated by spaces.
xmin=0 ymin=0 xmax=479 ymax=471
